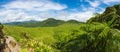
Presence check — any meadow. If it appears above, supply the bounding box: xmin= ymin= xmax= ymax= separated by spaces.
xmin=3 ymin=23 xmax=81 ymax=52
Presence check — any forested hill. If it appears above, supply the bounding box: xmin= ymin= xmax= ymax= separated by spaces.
xmin=87 ymin=4 xmax=120 ymax=29
xmin=4 ymin=18 xmax=83 ymax=27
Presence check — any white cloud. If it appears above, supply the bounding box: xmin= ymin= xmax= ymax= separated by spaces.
xmin=1 ymin=0 xmax=119 ymax=23
xmin=81 ymin=4 xmax=95 ymax=11
xmin=55 ymin=7 xmax=95 ymax=22
xmin=102 ymin=0 xmax=120 ymax=5
xmin=0 ymin=0 xmax=68 ymax=23
xmin=86 ymin=0 xmax=101 ymax=8
xmin=0 ymin=10 xmax=43 ymax=23
xmin=2 ymin=0 xmax=67 ymax=11
xmin=63 ymin=11 xmax=93 ymax=22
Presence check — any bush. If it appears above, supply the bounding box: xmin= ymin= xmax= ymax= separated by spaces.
xmin=53 ymin=22 xmax=120 ymax=52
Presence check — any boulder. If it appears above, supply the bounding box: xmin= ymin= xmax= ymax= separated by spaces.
xmin=3 ymin=36 xmax=21 ymax=52
xmin=0 ymin=23 xmax=21 ymax=52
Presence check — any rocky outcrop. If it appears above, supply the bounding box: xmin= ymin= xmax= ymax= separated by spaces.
xmin=3 ymin=36 xmax=21 ymax=52
xmin=0 ymin=23 xmax=21 ymax=52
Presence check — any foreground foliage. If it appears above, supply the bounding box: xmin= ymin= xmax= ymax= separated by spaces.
xmin=53 ymin=22 xmax=120 ymax=52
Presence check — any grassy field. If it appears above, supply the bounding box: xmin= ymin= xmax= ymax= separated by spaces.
xmin=3 ymin=23 xmax=81 ymax=52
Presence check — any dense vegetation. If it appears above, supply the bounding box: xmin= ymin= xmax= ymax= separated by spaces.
xmin=87 ymin=4 xmax=120 ymax=29
xmin=2 ymin=4 xmax=120 ymax=52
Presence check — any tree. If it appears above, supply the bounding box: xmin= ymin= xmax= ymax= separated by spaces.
xmin=0 ymin=23 xmax=4 ymax=38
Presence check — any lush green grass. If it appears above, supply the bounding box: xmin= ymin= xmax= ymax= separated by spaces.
xmin=4 ymin=23 xmax=80 ymax=43
xmin=3 ymin=23 xmax=81 ymax=52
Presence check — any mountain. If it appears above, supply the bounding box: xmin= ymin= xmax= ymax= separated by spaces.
xmin=38 ymin=18 xmax=65 ymax=27
xmin=4 ymin=18 xmax=83 ymax=27
xmin=87 ymin=4 xmax=120 ymax=29
xmin=66 ymin=20 xmax=81 ymax=23
xmin=4 ymin=20 xmax=38 ymax=27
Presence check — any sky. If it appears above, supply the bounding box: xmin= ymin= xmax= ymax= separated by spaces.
xmin=0 ymin=0 xmax=120 ymax=23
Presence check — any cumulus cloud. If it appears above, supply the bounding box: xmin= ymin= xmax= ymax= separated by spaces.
xmin=1 ymin=0 xmax=120 ymax=23
xmin=102 ymin=0 xmax=120 ymax=5
xmin=61 ymin=11 xmax=93 ymax=22
xmin=2 ymin=0 xmax=67 ymax=11
xmin=86 ymin=0 xmax=101 ymax=8
xmin=0 ymin=10 xmax=43 ymax=23
xmin=0 ymin=0 xmax=67 ymax=23
xmin=54 ymin=6 xmax=95 ymax=22
xmin=86 ymin=0 xmax=120 ymax=7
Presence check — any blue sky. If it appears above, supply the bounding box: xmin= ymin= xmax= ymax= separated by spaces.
xmin=0 ymin=0 xmax=120 ymax=23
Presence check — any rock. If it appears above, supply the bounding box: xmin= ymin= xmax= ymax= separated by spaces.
xmin=3 ymin=36 xmax=21 ymax=52
xmin=0 ymin=23 xmax=21 ymax=52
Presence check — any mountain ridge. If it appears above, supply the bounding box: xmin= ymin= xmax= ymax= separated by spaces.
xmin=4 ymin=18 xmax=84 ymax=27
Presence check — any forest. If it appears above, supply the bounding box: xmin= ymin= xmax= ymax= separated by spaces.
xmin=1 ymin=4 xmax=120 ymax=52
